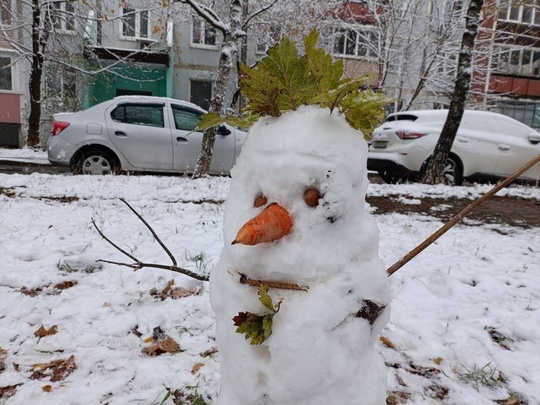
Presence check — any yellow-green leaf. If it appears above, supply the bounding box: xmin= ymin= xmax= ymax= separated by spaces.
xmin=258 ymin=285 xmax=275 ymax=313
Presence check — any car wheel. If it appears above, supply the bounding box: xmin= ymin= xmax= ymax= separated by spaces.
xmin=75 ymin=150 xmax=119 ymax=175
xmin=442 ymin=155 xmax=463 ymax=186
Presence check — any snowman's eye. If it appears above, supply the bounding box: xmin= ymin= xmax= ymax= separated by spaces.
xmin=303 ymin=188 xmax=320 ymax=207
xmin=254 ymin=195 xmax=268 ymax=208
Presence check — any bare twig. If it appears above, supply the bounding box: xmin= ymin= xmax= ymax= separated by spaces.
xmin=95 ymin=259 xmax=209 ymax=281
xmin=235 ymin=272 xmax=309 ymax=292
xmin=387 ymin=153 xmax=540 ymax=276
xmin=92 ymin=208 xmax=209 ymax=282
xmin=92 ymin=218 xmax=140 ymax=264
xmin=119 ymin=198 xmax=177 ymax=267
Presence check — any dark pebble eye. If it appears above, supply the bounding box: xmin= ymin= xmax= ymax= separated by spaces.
xmin=304 ymin=188 xmax=320 ymax=207
xmin=254 ymin=195 xmax=267 ymax=208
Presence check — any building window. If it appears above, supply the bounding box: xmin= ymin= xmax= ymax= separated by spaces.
xmin=190 ymin=79 xmax=212 ymax=110
xmin=0 ymin=56 xmax=12 ymax=91
xmin=1 ymin=0 xmax=12 ymax=26
xmin=191 ymin=16 xmax=216 ymax=47
xmin=333 ymin=27 xmax=380 ymax=59
xmin=46 ymin=66 xmax=76 ymax=100
xmin=51 ymin=1 xmax=75 ymax=33
xmin=121 ymin=8 xmax=148 ymax=39
xmin=498 ymin=0 xmax=540 ymax=26
xmin=492 ymin=100 xmax=540 ymax=128
xmin=437 ymin=52 xmax=458 ymax=77
xmin=491 ymin=45 xmax=540 ymax=77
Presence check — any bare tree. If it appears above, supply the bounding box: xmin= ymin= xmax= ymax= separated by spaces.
xmin=0 ymin=0 xmax=171 ymax=147
xmin=177 ymin=0 xmax=347 ymax=178
xmin=340 ymin=0 xmax=487 ymax=112
xmin=421 ymin=0 xmax=485 ymax=184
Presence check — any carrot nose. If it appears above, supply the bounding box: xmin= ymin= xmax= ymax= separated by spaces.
xmin=232 ymin=203 xmax=293 ymax=246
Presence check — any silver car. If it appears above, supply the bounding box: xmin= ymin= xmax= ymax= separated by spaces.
xmin=368 ymin=109 xmax=540 ymax=185
xmin=48 ymin=96 xmax=247 ymax=175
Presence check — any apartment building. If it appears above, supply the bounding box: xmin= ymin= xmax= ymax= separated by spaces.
xmin=0 ymin=0 xmax=23 ymax=147
xmin=473 ymin=0 xmax=540 ymax=128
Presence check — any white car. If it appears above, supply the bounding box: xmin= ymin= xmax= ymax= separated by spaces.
xmin=48 ymin=96 xmax=247 ymax=175
xmin=368 ymin=109 xmax=540 ymax=185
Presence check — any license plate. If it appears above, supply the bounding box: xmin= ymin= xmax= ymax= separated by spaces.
xmin=372 ymin=141 xmax=387 ymax=149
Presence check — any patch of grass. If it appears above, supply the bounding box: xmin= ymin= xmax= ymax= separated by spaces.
xmin=157 ymin=386 xmax=208 ymax=405
xmin=455 ymin=361 xmax=504 ymax=391
xmin=56 ymin=260 xmax=101 ymax=274
xmin=185 ymin=251 xmax=211 ymax=274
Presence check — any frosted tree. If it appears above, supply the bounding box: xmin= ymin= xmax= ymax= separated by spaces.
xmin=176 ymin=0 xmax=347 ymax=178
xmin=421 ymin=0 xmax=485 ymax=184
xmin=0 ymin=0 xmax=170 ymax=147
xmin=337 ymin=0 xmax=488 ymax=112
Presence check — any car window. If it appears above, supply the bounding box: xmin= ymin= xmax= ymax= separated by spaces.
xmin=461 ymin=112 xmax=533 ymax=137
xmin=111 ymin=104 xmax=165 ymax=127
xmin=171 ymin=105 xmax=202 ymax=131
xmin=384 ymin=114 xmax=419 ymax=122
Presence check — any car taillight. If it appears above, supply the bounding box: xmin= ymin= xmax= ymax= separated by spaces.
xmin=51 ymin=121 xmax=70 ymax=136
xmin=395 ymin=131 xmax=427 ymax=140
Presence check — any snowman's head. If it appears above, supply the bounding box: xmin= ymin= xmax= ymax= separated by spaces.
xmin=223 ymin=106 xmax=378 ymax=280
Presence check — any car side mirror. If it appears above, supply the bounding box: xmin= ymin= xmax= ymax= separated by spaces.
xmin=217 ymin=124 xmax=231 ymax=136
xmin=529 ymin=133 xmax=540 ymax=144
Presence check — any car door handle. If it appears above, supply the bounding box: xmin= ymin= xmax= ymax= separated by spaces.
xmin=456 ymin=137 xmax=468 ymax=143
xmin=176 ymin=137 xmax=188 ymax=143
xmin=498 ymin=144 xmax=510 ymax=151
xmin=114 ymin=131 xmax=127 ymax=137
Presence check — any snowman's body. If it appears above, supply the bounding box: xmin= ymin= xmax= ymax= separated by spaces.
xmin=210 ymin=106 xmax=390 ymax=405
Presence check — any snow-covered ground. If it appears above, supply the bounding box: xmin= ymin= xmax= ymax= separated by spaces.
xmin=0 ymin=148 xmax=539 ymax=404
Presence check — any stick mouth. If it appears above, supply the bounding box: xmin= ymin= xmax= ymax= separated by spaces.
xmin=232 ymin=203 xmax=293 ymax=246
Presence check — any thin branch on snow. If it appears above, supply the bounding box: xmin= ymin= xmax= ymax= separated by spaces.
xmin=387 ymin=153 xmax=540 ymax=276
xmin=119 ymin=198 xmax=177 ymax=267
xmin=92 ymin=203 xmax=209 ymax=282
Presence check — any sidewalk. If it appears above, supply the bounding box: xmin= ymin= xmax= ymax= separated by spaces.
xmin=0 ymin=148 xmax=70 ymax=174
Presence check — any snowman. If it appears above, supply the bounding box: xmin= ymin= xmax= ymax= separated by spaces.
xmin=209 ymin=104 xmax=391 ymax=404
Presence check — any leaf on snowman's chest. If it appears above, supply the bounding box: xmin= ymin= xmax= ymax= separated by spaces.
xmin=233 ymin=285 xmax=282 ymax=345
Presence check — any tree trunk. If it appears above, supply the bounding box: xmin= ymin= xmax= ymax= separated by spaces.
xmin=27 ymin=0 xmax=46 ymax=147
xmin=192 ymin=0 xmax=244 ymax=178
xmin=421 ymin=0 xmax=484 ymax=185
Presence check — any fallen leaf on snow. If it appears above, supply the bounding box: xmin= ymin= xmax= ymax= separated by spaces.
xmin=0 ymin=384 xmax=20 ymax=399
xmin=0 ymin=348 xmax=7 ymax=372
xmin=379 ymin=336 xmax=396 ymax=349
xmin=201 ymin=348 xmax=218 ymax=357
xmin=54 ymin=280 xmax=78 ymax=290
xmin=191 ymin=362 xmax=204 ymax=374
xmin=34 ymin=325 xmax=58 ymax=338
xmin=142 ymin=337 xmax=181 ymax=356
xmin=31 ymin=355 xmax=77 ymax=382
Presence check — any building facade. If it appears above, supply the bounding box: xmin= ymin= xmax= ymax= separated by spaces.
xmin=4 ymin=0 xmax=540 ymax=147
xmin=472 ymin=0 xmax=540 ymax=128
xmin=0 ymin=0 xmax=24 ymax=147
